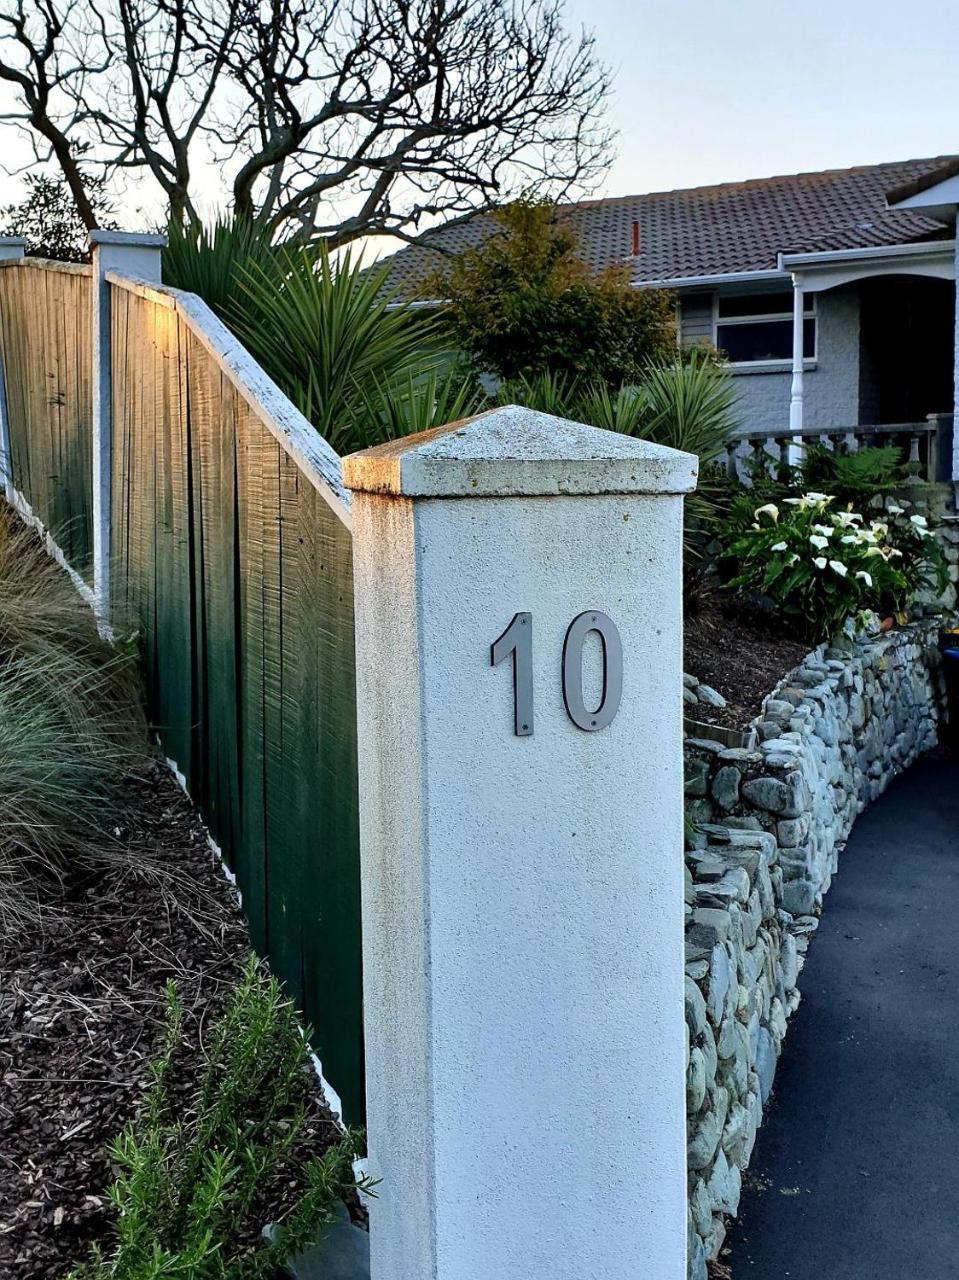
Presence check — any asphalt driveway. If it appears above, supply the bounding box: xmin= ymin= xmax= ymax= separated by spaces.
xmin=725 ymin=749 xmax=959 ymax=1279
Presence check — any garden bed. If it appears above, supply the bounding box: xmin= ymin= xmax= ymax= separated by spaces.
xmin=684 ymin=602 xmax=809 ymax=733
xmin=0 ymin=761 xmax=345 ymax=1279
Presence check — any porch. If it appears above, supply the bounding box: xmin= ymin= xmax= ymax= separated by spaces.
xmin=730 ymin=236 xmax=958 ymax=485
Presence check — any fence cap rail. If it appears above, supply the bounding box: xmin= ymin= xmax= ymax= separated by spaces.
xmin=89 ymin=229 xmax=167 ymax=249
xmin=0 ymin=256 xmax=91 ymax=275
xmin=343 ymin=403 xmax=700 ymax=498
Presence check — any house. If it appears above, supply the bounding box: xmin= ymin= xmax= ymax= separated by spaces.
xmin=382 ymin=155 xmax=959 ymax=477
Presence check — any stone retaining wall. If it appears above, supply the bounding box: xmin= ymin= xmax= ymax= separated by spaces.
xmin=682 ymin=620 xmax=947 ymax=1278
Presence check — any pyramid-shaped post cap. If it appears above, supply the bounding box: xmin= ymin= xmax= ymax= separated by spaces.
xmin=342 ymin=405 xmax=699 ymax=499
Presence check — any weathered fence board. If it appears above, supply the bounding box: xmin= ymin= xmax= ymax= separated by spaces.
xmin=109 ymin=283 xmax=363 ymax=1121
xmin=0 ymin=263 xmax=93 ymax=576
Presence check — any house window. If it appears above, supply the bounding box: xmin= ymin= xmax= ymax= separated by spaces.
xmin=716 ymin=292 xmax=816 ymax=364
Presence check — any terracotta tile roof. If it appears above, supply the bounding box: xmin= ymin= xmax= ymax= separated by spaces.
xmin=382 ymin=155 xmax=957 ymax=297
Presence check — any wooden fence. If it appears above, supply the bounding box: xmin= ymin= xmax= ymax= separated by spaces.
xmin=0 ymin=257 xmax=364 ymax=1123
xmin=0 ymin=260 xmax=94 ymax=578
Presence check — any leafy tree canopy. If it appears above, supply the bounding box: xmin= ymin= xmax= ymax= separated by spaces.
xmin=432 ymin=200 xmax=677 ymax=385
xmin=2 ymin=171 xmax=116 ymax=261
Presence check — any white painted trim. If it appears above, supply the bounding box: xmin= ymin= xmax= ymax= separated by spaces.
xmin=780 ymin=240 xmax=956 ymax=291
xmin=728 ymin=358 xmax=817 ymax=375
xmin=780 ymin=240 xmax=956 ymax=268
xmin=643 ymin=268 xmax=789 ymax=290
xmin=89 ymin=229 xmax=167 ymax=249
xmin=107 ymin=272 xmax=352 ymax=528
xmin=789 ymin=275 xmax=805 ymax=450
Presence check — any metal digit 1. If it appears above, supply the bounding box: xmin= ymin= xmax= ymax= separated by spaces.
xmin=491 ymin=612 xmax=533 ymax=736
xmin=562 ymin=611 xmax=623 ymax=731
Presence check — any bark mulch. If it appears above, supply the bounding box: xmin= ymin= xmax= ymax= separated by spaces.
xmin=0 ymin=761 xmax=344 ymax=1279
xmin=684 ymin=599 xmax=810 ymax=733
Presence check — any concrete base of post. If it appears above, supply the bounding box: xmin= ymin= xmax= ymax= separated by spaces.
xmin=344 ymin=407 xmax=698 ymax=1280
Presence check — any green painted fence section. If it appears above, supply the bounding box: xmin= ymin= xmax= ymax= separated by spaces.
xmin=108 ymin=281 xmax=363 ymax=1121
xmin=0 ymin=261 xmax=94 ymax=578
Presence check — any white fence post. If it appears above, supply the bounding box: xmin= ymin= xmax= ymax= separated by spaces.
xmin=0 ymin=236 xmax=26 ymax=502
xmin=344 ymin=405 xmax=698 ymax=1280
xmin=88 ymin=229 xmax=165 ymax=623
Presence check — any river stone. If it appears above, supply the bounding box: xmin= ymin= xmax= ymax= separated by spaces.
xmin=741 ymin=775 xmax=796 ymax=815
xmin=690 ymin=1177 xmax=712 ymax=1239
xmin=687 ymin=1046 xmax=707 ymax=1112
xmin=707 ymin=945 xmax=730 ymax=1026
xmin=688 ymin=1088 xmax=728 ymax=1169
xmin=711 ymin=766 xmax=741 ymax=810
xmin=697 ymin=683 xmax=727 ymax=708
xmin=688 ymin=1224 xmax=708 ymax=1280
xmin=685 ymin=977 xmax=708 ymax=1037
xmin=685 ymin=757 xmax=710 ymax=797
xmin=283 ymin=1205 xmax=370 ymax=1280
xmin=781 ymin=877 xmax=818 ymax=915
xmin=754 ymin=1027 xmax=777 ymax=1102
xmin=776 ymin=817 xmax=806 ymax=846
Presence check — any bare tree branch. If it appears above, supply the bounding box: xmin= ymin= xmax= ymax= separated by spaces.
xmin=0 ymin=0 xmax=615 ymax=247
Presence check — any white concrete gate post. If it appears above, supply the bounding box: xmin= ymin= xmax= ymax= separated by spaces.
xmin=344 ymin=406 xmax=698 ymax=1280
xmin=88 ymin=229 xmax=165 ymax=624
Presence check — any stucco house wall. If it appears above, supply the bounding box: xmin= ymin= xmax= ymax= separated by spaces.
xmin=679 ymin=285 xmax=861 ymax=436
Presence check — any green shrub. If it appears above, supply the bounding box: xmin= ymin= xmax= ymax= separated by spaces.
xmin=498 ymin=354 xmax=739 ymax=553
xmin=799 ymin=441 xmax=910 ymax=501
xmin=71 ymin=960 xmax=373 ymax=1280
xmin=434 ymin=199 xmax=677 ymax=385
xmin=162 ymin=215 xmax=289 ymax=324
xmin=726 ymin=493 xmax=948 ymax=643
xmin=234 ymin=243 xmax=462 ymax=453
xmin=354 ymin=365 xmax=485 ymax=447
xmin=725 ymin=443 xmax=914 ymax=535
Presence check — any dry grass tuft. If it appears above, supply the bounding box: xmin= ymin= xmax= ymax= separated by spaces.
xmin=0 ymin=507 xmax=147 ymax=932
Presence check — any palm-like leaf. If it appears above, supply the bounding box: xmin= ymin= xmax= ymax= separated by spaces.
xmin=234 ymin=245 xmax=450 ymax=451
xmin=162 ymin=214 xmax=287 ymax=323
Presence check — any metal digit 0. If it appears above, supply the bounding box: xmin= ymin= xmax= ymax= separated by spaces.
xmin=562 ymin=611 xmax=623 ymax=731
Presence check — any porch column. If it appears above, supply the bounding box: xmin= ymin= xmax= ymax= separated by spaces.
xmin=789 ymin=274 xmax=805 ymax=463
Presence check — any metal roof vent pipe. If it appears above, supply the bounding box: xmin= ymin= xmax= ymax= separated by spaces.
xmin=631 ymin=219 xmax=641 ymax=256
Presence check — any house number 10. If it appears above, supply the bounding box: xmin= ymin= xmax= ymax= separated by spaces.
xmin=490 ymin=611 xmax=623 ymax=736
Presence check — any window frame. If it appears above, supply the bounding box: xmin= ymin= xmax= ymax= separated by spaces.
xmin=712 ymin=291 xmax=818 ymax=370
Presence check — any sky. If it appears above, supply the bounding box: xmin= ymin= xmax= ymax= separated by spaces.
xmin=0 ymin=0 xmax=956 ymax=231
xmin=565 ymin=0 xmax=958 ymax=198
